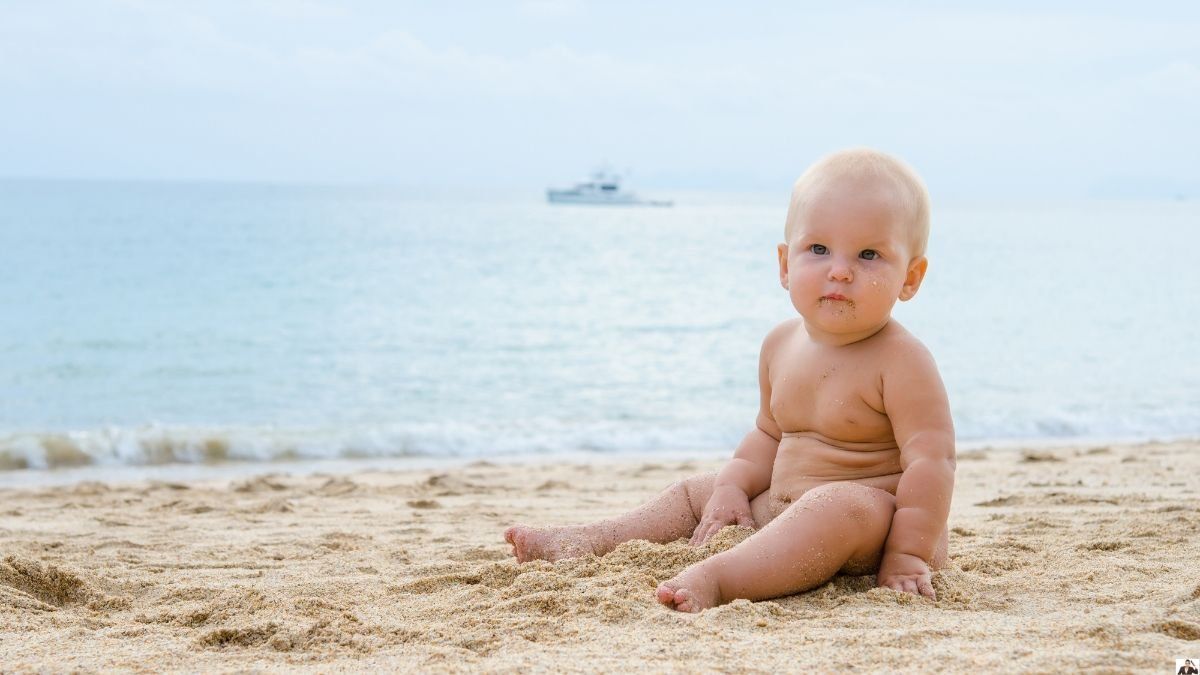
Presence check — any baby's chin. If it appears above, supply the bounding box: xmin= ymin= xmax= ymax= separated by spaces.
xmin=805 ymin=302 xmax=860 ymax=324
xmin=801 ymin=312 xmax=893 ymax=338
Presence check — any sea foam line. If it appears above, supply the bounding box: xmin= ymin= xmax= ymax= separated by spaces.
xmin=0 ymin=421 xmax=736 ymax=471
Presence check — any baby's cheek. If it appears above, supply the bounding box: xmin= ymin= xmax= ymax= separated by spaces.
xmin=865 ymin=274 xmax=888 ymax=294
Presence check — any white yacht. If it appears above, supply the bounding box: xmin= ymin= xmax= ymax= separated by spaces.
xmin=546 ymin=169 xmax=672 ymax=206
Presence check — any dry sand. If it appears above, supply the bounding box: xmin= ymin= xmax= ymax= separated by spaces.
xmin=1 ymin=440 xmax=1198 ymax=673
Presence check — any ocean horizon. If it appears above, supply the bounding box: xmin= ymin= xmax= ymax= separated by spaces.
xmin=3 ymin=178 xmax=1197 ymax=478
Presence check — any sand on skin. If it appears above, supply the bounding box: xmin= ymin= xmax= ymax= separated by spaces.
xmin=1 ymin=440 xmax=1198 ymax=672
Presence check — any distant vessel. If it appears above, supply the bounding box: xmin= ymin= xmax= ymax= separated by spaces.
xmin=546 ymin=169 xmax=672 ymax=206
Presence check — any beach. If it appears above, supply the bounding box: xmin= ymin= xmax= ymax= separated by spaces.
xmin=5 ymin=2 xmax=1200 ymax=672
xmin=1 ymin=440 xmax=1197 ymax=672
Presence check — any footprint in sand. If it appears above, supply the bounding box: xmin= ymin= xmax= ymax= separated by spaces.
xmin=1151 ymin=619 xmax=1200 ymax=640
xmin=0 ymin=555 xmax=90 ymax=609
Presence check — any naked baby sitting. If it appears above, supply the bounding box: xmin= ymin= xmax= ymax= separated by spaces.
xmin=505 ymin=148 xmax=955 ymax=612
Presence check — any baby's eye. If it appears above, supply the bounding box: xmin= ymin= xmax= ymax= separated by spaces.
xmin=809 ymin=244 xmax=828 ymax=255
xmin=859 ymin=249 xmax=879 ymax=260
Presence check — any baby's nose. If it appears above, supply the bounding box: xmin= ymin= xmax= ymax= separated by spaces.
xmin=828 ymin=262 xmax=853 ymax=281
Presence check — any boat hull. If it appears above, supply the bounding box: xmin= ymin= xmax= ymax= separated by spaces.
xmin=546 ymin=189 xmax=671 ymax=207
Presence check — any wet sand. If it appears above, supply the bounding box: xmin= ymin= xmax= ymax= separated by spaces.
xmin=1 ymin=440 xmax=1198 ymax=672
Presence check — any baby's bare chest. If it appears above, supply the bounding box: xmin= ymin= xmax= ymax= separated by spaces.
xmin=768 ymin=351 xmax=892 ymax=441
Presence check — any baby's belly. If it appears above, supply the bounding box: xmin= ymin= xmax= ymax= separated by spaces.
xmin=767 ymin=432 xmax=903 ymax=514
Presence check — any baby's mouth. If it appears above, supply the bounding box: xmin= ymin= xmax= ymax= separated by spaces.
xmin=820 ymin=294 xmax=850 ymax=302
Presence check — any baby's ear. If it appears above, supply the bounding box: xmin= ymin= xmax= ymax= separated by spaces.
xmin=777 ymin=243 xmax=790 ymax=290
xmin=898 ymin=256 xmax=928 ymax=301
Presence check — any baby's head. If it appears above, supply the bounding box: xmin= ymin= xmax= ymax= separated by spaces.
xmin=784 ymin=148 xmax=930 ymax=258
xmin=777 ymin=148 xmax=932 ymax=339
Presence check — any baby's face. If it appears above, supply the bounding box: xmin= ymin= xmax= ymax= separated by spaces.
xmin=777 ymin=176 xmax=927 ymax=341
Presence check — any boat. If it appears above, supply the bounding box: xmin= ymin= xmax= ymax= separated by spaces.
xmin=546 ymin=169 xmax=672 ymax=206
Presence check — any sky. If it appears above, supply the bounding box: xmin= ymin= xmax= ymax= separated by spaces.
xmin=1 ymin=1 xmax=1198 ymax=198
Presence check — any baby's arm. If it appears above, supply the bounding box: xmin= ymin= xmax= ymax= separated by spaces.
xmin=690 ymin=323 xmax=787 ymax=545
xmin=877 ymin=341 xmax=955 ymax=598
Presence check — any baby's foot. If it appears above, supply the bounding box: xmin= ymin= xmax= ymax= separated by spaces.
xmin=656 ymin=563 xmax=722 ymax=613
xmin=503 ymin=525 xmax=596 ymax=563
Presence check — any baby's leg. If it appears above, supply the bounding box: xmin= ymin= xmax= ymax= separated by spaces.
xmin=656 ymin=482 xmax=894 ymax=612
xmin=505 ymin=472 xmax=717 ymax=562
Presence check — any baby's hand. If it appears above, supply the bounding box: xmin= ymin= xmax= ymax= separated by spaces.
xmin=877 ymin=552 xmax=936 ymax=599
xmin=689 ymin=484 xmax=754 ymax=546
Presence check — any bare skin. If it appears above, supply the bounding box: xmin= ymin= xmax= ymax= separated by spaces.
xmin=505 ymin=469 xmax=948 ymax=611
xmin=505 ymin=153 xmax=956 ymax=612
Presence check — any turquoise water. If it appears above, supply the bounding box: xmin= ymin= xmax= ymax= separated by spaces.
xmin=2 ymin=180 xmax=1197 ymax=470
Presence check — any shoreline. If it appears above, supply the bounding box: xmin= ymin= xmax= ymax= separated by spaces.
xmin=2 ymin=438 xmax=1198 ymax=671
xmin=2 ymin=433 xmax=1196 ymax=489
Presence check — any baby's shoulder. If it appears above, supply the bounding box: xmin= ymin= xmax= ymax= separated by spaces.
xmin=874 ymin=319 xmax=927 ymax=349
xmin=759 ymin=317 xmax=805 ymax=355
xmin=873 ymin=321 xmax=940 ymax=377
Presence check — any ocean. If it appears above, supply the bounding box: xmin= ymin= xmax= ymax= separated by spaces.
xmin=2 ymin=180 xmax=1197 ymax=478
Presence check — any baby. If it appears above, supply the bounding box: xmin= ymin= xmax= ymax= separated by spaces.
xmin=505 ymin=148 xmax=955 ymax=612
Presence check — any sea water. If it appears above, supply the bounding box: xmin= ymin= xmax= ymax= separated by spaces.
xmin=1 ymin=180 xmax=1197 ymax=474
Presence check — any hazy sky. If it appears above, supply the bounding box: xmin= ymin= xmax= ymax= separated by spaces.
xmin=2 ymin=1 xmax=1197 ymax=197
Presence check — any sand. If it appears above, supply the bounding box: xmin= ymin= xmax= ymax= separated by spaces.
xmin=1 ymin=440 xmax=1198 ymax=673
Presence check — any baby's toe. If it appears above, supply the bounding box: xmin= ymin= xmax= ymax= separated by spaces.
xmin=656 ymin=582 xmax=685 ymax=607
xmin=672 ymin=589 xmax=699 ymax=613
xmin=504 ymin=527 xmax=530 ymax=562
xmin=654 ymin=582 xmax=698 ymax=613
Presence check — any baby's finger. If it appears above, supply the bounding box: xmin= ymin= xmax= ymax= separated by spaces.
xmin=901 ymin=579 xmax=917 ymax=595
xmin=736 ymin=514 xmax=755 ymax=528
xmin=917 ymin=577 xmax=936 ymax=600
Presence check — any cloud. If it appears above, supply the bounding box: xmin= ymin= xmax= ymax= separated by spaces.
xmin=518 ymin=0 xmax=584 ymax=18
xmin=246 ymin=0 xmax=348 ymax=21
xmin=0 ymin=3 xmax=1196 ymax=192
xmin=1141 ymin=60 xmax=1200 ymax=95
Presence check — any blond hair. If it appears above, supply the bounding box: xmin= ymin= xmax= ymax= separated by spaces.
xmin=783 ymin=148 xmax=931 ymax=257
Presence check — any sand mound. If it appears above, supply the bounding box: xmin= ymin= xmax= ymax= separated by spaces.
xmin=0 ymin=556 xmax=90 ymax=609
